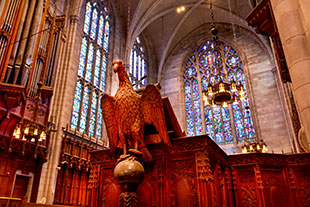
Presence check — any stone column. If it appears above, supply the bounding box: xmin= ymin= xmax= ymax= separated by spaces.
xmin=270 ymin=0 xmax=310 ymax=144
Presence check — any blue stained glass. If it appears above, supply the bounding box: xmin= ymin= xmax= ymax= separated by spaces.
xmin=96 ymin=98 xmax=103 ymax=139
xmin=185 ymin=102 xmax=192 ymax=110
xmin=196 ymin=126 xmax=203 ymax=135
xmin=234 ymin=110 xmax=242 ymax=120
xmin=193 ymin=101 xmax=200 ymax=110
xmin=214 ymin=117 xmax=222 ymax=133
xmin=90 ymin=9 xmax=98 ymax=40
xmin=213 ymin=106 xmax=221 ymax=114
xmin=243 ymin=109 xmax=251 ymax=118
xmin=85 ymin=43 xmax=94 ymax=81
xmin=235 ymin=119 xmax=244 ymax=129
xmin=213 ymin=67 xmax=219 ymax=75
xmin=104 ymin=20 xmax=110 ymax=51
xmin=236 ymin=69 xmax=244 ymax=82
xmin=202 ymin=77 xmax=208 ymax=90
xmin=228 ymin=70 xmax=235 ymax=82
xmin=205 ymin=54 xmax=216 ymax=65
xmin=224 ymin=131 xmax=233 ymax=143
xmin=78 ymin=38 xmax=88 ymax=77
xmin=192 ymin=79 xmax=199 ymax=91
xmin=187 ymin=119 xmax=194 ymax=128
xmin=187 ymin=127 xmax=195 ymax=136
xmin=184 ymin=68 xmax=191 ymax=78
xmin=186 ymin=109 xmax=193 ymax=118
xmin=194 ymin=108 xmax=201 ymax=118
xmin=246 ymin=127 xmax=255 ymax=139
xmin=224 ymin=121 xmax=231 ymax=132
xmin=71 ymin=113 xmax=79 ymax=129
xmin=216 ymin=74 xmax=223 ymax=84
xmin=209 ymin=133 xmax=215 ymax=140
xmin=84 ymin=2 xmax=92 ymax=34
xmin=241 ymin=99 xmax=249 ymax=108
xmin=222 ymin=108 xmax=230 ymax=121
xmin=98 ymin=15 xmax=104 ymax=46
xmin=216 ymin=133 xmax=224 ymax=144
xmin=104 ymin=6 xmax=108 ymax=13
xmin=72 ymin=2 xmax=111 ymax=140
xmin=232 ymin=102 xmax=240 ymax=110
xmin=227 ymin=55 xmax=239 ymax=67
xmin=236 ymin=129 xmax=245 ymax=138
xmin=192 ymin=91 xmax=200 ymax=101
xmin=89 ymin=91 xmax=97 ymax=137
xmin=100 ymin=55 xmax=107 ymax=91
xmin=80 ymin=86 xmax=90 ymax=132
xmin=94 ymin=50 xmax=101 ymax=87
xmin=185 ymin=94 xmax=191 ymax=102
xmin=71 ymin=81 xmax=82 ymax=128
xmin=206 ymin=124 xmax=213 ymax=133
xmin=183 ymin=39 xmax=255 ymax=143
xmin=205 ymin=108 xmax=212 ymax=123
xmin=195 ymin=117 xmax=202 ymax=127
xmin=244 ymin=118 xmax=253 ymax=128
xmin=184 ymin=81 xmax=191 ymax=93
xmin=209 ymin=75 xmax=216 ymax=85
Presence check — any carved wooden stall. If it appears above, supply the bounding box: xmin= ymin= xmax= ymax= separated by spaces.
xmin=0 ymin=0 xmax=65 ymax=202
xmin=90 ymin=136 xmax=310 ymax=207
xmin=53 ymin=127 xmax=104 ymax=206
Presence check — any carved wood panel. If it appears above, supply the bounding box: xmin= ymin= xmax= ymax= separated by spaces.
xmin=235 ymin=169 xmax=258 ymax=207
xmin=167 ymin=156 xmax=198 ymax=207
xmin=88 ymin=137 xmax=310 ymax=207
xmin=293 ymin=167 xmax=310 ymax=206
xmin=261 ymin=169 xmax=292 ymax=207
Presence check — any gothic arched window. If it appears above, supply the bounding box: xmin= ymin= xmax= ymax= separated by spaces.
xmin=71 ymin=0 xmax=111 ymax=140
xmin=130 ymin=37 xmax=147 ymax=89
xmin=184 ymin=40 xmax=256 ymax=144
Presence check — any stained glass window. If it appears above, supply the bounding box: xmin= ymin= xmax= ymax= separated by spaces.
xmin=71 ymin=0 xmax=111 ymax=140
xmin=130 ymin=37 xmax=147 ymax=89
xmin=184 ymin=40 xmax=256 ymax=144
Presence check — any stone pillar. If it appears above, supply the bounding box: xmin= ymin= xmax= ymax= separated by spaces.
xmin=270 ymin=0 xmax=310 ymax=144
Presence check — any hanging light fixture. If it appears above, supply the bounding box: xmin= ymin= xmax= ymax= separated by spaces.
xmin=12 ymin=123 xmax=47 ymax=143
xmin=242 ymin=140 xmax=268 ymax=153
xmin=203 ymin=0 xmax=245 ymax=107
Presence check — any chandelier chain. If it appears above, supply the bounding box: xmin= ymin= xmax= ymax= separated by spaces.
xmin=127 ymin=0 xmax=130 ymax=39
xmin=227 ymin=0 xmax=237 ymax=45
xmin=209 ymin=0 xmax=215 ymax=27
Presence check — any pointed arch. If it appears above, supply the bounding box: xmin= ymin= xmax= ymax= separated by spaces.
xmin=183 ymin=40 xmax=255 ymax=144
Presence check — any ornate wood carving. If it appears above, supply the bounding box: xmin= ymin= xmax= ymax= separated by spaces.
xmin=237 ymin=169 xmax=258 ymax=207
xmin=88 ymin=129 xmax=310 ymax=207
xmin=261 ymin=169 xmax=292 ymax=206
xmin=101 ymin=61 xmax=171 ymax=161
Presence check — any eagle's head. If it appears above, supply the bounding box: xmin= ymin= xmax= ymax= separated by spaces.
xmin=112 ymin=60 xmax=123 ymax=73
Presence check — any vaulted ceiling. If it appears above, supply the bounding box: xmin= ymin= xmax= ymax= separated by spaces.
xmin=113 ymin=0 xmax=258 ymax=79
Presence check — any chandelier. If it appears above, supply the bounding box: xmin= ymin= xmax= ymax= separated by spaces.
xmin=242 ymin=140 xmax=268 ymax=153
xmin=11 ymin=83 xmax=55 ymax=144
xmin=13 ymin=123 xmax=47 ymax=143
xmin=202 ymin=1 xmax=245 ymax=107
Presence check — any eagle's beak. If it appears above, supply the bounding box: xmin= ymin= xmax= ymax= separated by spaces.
xmin=113 ymin=63 xmax=119 ymax=73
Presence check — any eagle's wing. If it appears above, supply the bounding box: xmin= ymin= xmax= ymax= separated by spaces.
xmin=101 ymin=94 xmax=118 ymax=152
xmin=141 ymin=85 xmax=172 ymax=146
